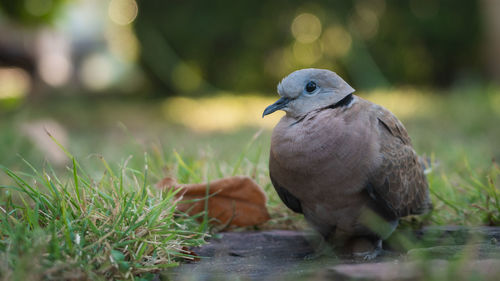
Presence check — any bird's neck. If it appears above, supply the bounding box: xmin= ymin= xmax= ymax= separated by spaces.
xmin=326 ymin=93 xmax=354 ymax=110
xmin=288 ymin=94 xmax=355 ymax=124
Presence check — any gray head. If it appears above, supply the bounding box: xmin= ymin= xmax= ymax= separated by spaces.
xmin=263 ymin=68 xmax=355 ymax=118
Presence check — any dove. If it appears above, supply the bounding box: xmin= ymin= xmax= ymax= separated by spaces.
xmin=263 ymin=68 xmax=431 ymax=259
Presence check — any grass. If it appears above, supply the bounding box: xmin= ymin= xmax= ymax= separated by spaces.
xmin=1 ymin=86 xmax=500 ymax=279
xmin=0 ymin=142 xmax=208 ymax=280
xmin=427 ymin=158 xmax=500 ymax=226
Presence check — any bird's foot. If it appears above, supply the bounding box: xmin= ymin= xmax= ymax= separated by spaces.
xmin=303 ymin=234 xmax=336 ymax=260
xmin=304 ymin=246 xmax=336 ymax=260
xmin=353 ymin=249 xmax=381 ymax=261
xmin=352 ymin=239 xmax=382 ymax=261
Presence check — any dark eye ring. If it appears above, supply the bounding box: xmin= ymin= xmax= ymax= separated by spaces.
xmin=305 ymin=81 xmax=317 ymax=93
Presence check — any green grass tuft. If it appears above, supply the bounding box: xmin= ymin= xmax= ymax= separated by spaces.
xmin=427 ymin=159 xmax=500 ymax=226
xmin=0 ymin=151 xmax=208 ymax=280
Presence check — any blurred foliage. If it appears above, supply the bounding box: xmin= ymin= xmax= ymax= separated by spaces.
xmin=135 ymin=0 xmax=481 ymax=95
xmin=0 ymin=0 xmax=67 ymax=25
xmin=372 ymin=0 xmax=481 ymax=86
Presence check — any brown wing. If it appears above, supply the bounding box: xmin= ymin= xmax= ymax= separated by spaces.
xmin=269 ymin=150 xmax=303 ymax=214
xmin=368 ymin=108 xmax=432 ymax=218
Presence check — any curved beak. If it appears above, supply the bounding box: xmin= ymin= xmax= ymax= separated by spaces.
xmin=262 ymin=97 xmax=290 ymax=117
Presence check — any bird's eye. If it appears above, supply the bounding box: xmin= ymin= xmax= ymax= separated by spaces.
xmin=305 ymin=81 xmax=317 ymax=93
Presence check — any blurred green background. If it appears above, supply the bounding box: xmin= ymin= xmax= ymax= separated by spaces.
xmin=3 ymin=2 xmax=500 ymax=279
xmin=0 ymin=0 xmax=499 ymax=179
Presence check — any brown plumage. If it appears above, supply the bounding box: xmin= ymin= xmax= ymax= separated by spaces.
xmin=263 ymin=69 xmax=431 ymax=259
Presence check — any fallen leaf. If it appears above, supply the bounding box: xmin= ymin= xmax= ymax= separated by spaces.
xmin=156 ymin=176 xmax=270 ymax=227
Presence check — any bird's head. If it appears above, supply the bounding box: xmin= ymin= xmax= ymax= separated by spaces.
xmin=262 ymin=68 xmax=355 ymax=118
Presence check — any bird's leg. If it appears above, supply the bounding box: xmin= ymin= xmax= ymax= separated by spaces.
xmin=303 ymin=231 xmax=336 ymax=260
xmin=304 ymin=236 xmax=331 ymax=260
xmin=352 ymin=238 xmax=383 ymax=261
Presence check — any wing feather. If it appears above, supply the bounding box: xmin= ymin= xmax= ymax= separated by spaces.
xmin=369 ymin=109 xmax=432 ymax=218
xmin=269 ymin=151 xmax=303 ymax=214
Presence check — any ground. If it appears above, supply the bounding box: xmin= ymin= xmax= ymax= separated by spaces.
xmin=167 ymin=227 xmax=500 ymax=281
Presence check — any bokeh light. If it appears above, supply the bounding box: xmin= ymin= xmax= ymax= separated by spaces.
xmin=291 ymin=13 xmax=322 ymax=44
xmin=38 ymin=53 xmax=73 ymax=87
xmin=356 ymin=0 xmax=386 ymax=17
xmin=79 ymin=53 xmax=115 ymax=91
xmin=0 ymin=67 xmax=31 ymax=100
xmin=108 ymin=0 xmax=138 ymax=25
xmin=351 ymin=3 xmax=379 ymax=39
xmin=292 ymin=41 xmax=323 ymax=65
xmin=321 ymin=25 xmax=352 ymax=58
xmin=36 ymin=31 xmax=73 ymax=87
xmin=106 ymin=25 xmax=140 ymax=62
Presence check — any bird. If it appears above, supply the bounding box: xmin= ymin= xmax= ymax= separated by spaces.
xmin=262 ymin=68 xmax=431 ymax=259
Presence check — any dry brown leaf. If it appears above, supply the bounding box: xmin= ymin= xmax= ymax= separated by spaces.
xmin=156 ymin=176 xmax=270 ymax=227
